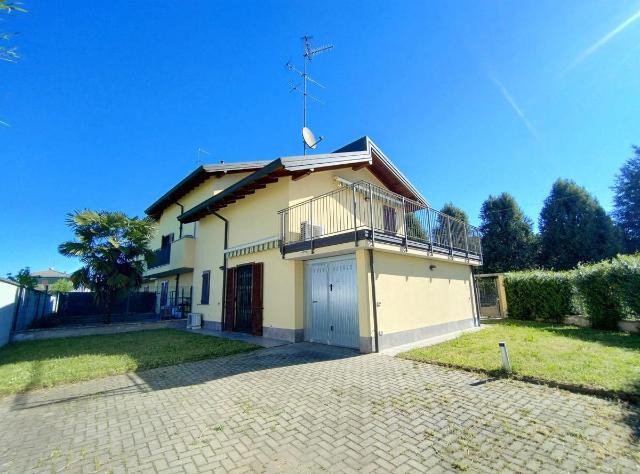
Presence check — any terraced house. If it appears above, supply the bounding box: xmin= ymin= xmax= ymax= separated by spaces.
xmin=143 ymin=137 xmax=483 ymax=352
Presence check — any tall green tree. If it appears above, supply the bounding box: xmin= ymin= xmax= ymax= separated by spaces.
xmin=58 ymin=210 xmax=155 ymax=323
xmin=439 ymin=202 xmax=469 ymax=223
xmin=437 ymin=202 xmax=469 ymax=250
xmin=539 ymin=179 xmax=621 ymax=270
xmin=6 ymin=267 xmax=37 ymax=288
xmin=612 ymin=146 xmax=640 ymax=253
xmin=479 ymin=193 xmax=537 ymax=273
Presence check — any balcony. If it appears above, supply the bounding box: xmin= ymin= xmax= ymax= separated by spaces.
xmin=278 ymin=181 xmax=482 ymax=263
xmin=144 ymin=235 xmax=196 ymax=278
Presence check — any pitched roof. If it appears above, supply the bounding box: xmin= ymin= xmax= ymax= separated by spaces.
xmin=145 ymin=161 xmax=269 ymax=220
xmin=31 ymin=269 xmax=70 ymax=278
xmin=177 ymin=137 xmax=429 ymax=224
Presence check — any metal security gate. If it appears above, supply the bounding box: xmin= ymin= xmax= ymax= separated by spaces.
xmin=305 ymin=255 xmax=359 ymax=349
xmin=234 ymin=265 xmax=253 ymax=333
xmin=475 ymin=274 xmax=503 ymax=319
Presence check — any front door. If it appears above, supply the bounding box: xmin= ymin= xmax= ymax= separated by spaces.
xmin=224 ymin=263 xmax=264 ymax=336
xmin=305 ymin=255 xmax=359 ymax=349
xmin=234 ymin=265 xmax=253 ymax=333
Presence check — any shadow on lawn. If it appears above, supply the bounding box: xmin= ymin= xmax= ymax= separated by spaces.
xmin=8 ymin=342 xmax=359 ymax=411
xmin=625 ymin=380 xmax=640 ymax=441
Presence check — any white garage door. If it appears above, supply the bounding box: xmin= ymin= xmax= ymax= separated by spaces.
xmin=304 ymin=255 xmax=359 ymax=349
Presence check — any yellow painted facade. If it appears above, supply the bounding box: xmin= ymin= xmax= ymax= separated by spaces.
xmin=370 ymin=250 xmax=475 ymax=336
xmin=145 ymin=163 xmax=479 ymax=352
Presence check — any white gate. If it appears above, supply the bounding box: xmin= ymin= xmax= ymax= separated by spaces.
xmin=305 ymin=255 xmax=359 ymax=349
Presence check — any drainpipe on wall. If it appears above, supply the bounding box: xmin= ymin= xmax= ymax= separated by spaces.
xmin=175 ymin=202 xmax=185 ymax=238
xmin=368 ymin=249 xmax=380 ymax=353
xmin=175 ymin=273 xmax=180 ymax=309
xmin=213 ymin=212 xmax=229 ymax=328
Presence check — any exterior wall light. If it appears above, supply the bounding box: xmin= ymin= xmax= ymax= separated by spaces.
xmin=429 ymin=264 xmax=437 ymax=271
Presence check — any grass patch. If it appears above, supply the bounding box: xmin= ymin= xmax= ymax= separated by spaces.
xmin=0 ymin=329 xmax=259 ymax=395
xmin=399 ymin=320 xmax=640 ymax=397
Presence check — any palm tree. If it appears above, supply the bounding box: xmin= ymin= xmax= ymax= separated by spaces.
xmin=59 ymin=210 xmax=155 ymax=323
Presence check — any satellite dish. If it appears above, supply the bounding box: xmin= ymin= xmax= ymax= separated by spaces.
xmin=302 ymin=126 xmax=324 ymax=149
xmin=302 ymin=127 xmax=317 ymax=149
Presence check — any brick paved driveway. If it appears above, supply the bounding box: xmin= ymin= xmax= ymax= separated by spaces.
xmin=0 ymin=342 xmax=638 ymax=473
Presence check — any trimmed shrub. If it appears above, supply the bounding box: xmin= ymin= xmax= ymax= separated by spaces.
xmin=616 ymin=254 xmax=640 ymax=317
xmin=574 ymin=254 xmax=640 ymax=329
xmin=504 ymin=270 xmax=574 ymax=323
xmin=504 ymin=254 xmax=640 ymax=330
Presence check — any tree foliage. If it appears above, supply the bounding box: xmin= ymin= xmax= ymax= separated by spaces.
xmin=538 ymin=179 xmax=621 ymax=270
xmin=0 ymin=1 xmax=26 ymax=64
xmin=6 ymin=266 xmax=37 ymax=288
xmin=49 ymin=278 xmax=74 ymax=294
xmin=479 ymin=193 xmax=537 ymax=273
xmin=612 ymin=146 xmax=640 ymax=253
xmin=439 ymin=202 xmax=469 ymax=223
xmin=58 ymin=210 xmax=155 ymax=323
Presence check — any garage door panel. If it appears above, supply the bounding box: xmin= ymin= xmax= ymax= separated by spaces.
xmin=306 ymin=261 xmax=330 ymax=344
xmin=305 ymin=256 xmax=359 ymax=350
xmin=328 ymin=259 xmax=359 ymax=349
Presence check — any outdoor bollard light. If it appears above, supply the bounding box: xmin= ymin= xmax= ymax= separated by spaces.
xmin=499 ymin=341 xmax=512 ymax=372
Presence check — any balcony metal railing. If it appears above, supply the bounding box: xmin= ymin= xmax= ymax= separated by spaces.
xmin=278 ymin=180 xmax=482 ymax=262
xmin=149 ymin=245 xmax=171 ymax=269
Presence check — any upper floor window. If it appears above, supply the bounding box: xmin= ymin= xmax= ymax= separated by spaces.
xmin=383 ymin=205 xmax=397 ymax=233
xmin=161 ymin=233 xmax=174 ymax=249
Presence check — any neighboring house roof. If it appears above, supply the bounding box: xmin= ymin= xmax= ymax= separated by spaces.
xmin=145 ymin=161 xmax=270 ymax=220
xmin=31 ymin=269 xmax=70 ymax=278
xmin=177 ymin=136 xmax=429 ymax=224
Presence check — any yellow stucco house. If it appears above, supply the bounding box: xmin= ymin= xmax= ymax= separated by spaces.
xmin=143 ymin=137 xmax=483 ymax=353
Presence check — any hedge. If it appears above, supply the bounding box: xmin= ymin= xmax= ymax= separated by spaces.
xmin=574 ymin=255 xmax=640 ymax=329
xmin=503 ymin=270 xmax=574 ymax=323
xmin=504 ymin=254 xmax=640 ymax=329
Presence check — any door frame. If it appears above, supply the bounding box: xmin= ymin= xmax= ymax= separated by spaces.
xmin=232 ymin=263 xmax=253 ymax=333
xmin=224 ymin=262 xmax=264 ymax=336
xmin=303 ymin=253 xmax=359 ymax=349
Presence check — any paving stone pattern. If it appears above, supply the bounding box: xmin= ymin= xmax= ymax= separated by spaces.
xmin=0 ymin=343 xmax=638 ymax=473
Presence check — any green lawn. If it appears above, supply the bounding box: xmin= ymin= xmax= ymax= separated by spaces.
xmin=400 ymin=320 xmax=640 ymax=397
xmin=0 ymin=329 xmax=260 ymax=395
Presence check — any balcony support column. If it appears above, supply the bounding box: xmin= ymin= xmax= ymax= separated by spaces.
xmin=446 ymin=216 xmax=453 ymax=258
xmin=463 ymin=223 xmax=470 ymax=262
xmin=368 ymin=184 xmax=375 ymax=246
xmin=401 ymin=196 xmax=408 ymax=252
xmin=427 ymin=209 xmax=434 ymax=255
xmin=352 ymin=185 xmax=358 ymax=247
xmin=309 ymin=200 xmax=314 ymax=254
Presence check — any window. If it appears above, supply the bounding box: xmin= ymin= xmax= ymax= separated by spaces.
xmin=201 ymin=270 xmax=211 ymax=304
xmin=383 ymin=205 xmax=397 ymax=233
xmin=161 ymin=233 xmax=174 ymax=249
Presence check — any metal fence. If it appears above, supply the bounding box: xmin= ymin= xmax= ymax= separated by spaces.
xmin=13 ymin=287 xmax=58 ymax=331
xmin=0 ymin=279 xmax=59 ymax=344
xmin=279 ymin=180 xmax=482 ymax=261
xmin=153 ymin=285 xmax=192 ymax=319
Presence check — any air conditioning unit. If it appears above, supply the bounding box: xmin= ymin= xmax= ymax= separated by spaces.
xmin=187 ymin=313 xmax=203 ymax=330
xmin=300 ymin=221 xmax=324 ymax=241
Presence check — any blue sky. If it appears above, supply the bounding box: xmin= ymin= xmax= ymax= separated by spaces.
xmin=1 ymin=1 xmax=639 ymax=274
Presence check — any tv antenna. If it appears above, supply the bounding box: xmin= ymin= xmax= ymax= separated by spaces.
xmin=196 ymin=147 xmax=210 ymax=165
xmin=286 ymin=35 xmax=333 ymax=155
